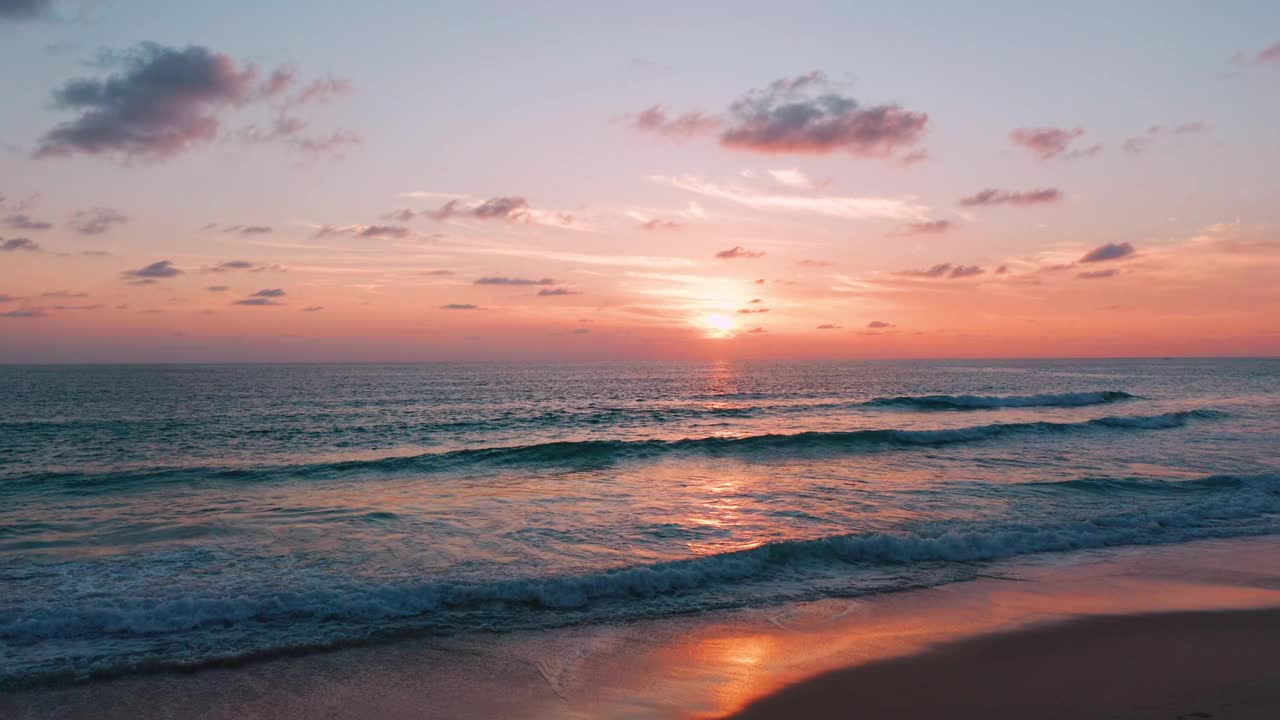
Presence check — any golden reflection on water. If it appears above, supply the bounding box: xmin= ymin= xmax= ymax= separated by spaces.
xmin=685 ymin=476 xmax=767 ymax=555
xmin=701 ymin=360 xmax=740 ymax=397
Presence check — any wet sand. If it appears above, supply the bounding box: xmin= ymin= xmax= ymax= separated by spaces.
xmin=729 ymin=608 xmax=1280 ymax=720
xmin=5 ymin=536 xmax=1280 ymax=719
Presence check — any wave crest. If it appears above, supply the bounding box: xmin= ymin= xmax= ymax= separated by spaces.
xmin=4 ymin=472 xmax=1277 ymax=649
xmin=7 ymin=410 xmax=1219 ymax=493
xmin=865 ymin=390 xmax=1135 ymax=410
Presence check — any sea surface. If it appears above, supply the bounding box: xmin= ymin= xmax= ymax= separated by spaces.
xmin=1 ymin=359 xmax=1277 ymax=686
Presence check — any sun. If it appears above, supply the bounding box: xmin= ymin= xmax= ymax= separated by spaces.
xmin=701 ymin=313 xmax=736 ymax=338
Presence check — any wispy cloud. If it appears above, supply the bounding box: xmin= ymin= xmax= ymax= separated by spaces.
xmin=1 ymin=237 xmax=39 ymax=252
xmin=441 ymin=303 xmax=479 ymax=310
xmin=958 ymin=188 xmax=1061 ymax=207
xmin=650 ymin=174 xmax=929 ymax=221
xmin=1009 ymin=126 xmax=1100 ymax=160
xmin=1077 ymin=268 xmax=1120 ymax=279
xmin=629 ymin=105 xmax=721 ymax=139
xmin=71 ymin=207 xmax=127 ymax=235
xmin=215 ymin=224 xmax=273 ymax=235
xmin=766 ymin=168 xmax=817 ymax=189
xmin=1122 ymin=122 xmax=1209 ymax=155
xmin=3 ymin=213 xmax=53 ymax=231
xmin=449 ymin=241 xmax=695 ymax=269
xmin=474 ymin=276 xmax=555 ymax=286
xmin=895 ymin=262 xmax=985 ymax=279
xmin=715 ymin=245 xmax=765 ymax=259
xmin=313 ymin=224 xmax=411 ymax=239
xmin=1 ymin=308 xmax=46 ymax=318
xmin=892 ymin=219 xmax=954 ymax=236
xmin=424 ymin=195 xmax=582 ymax=230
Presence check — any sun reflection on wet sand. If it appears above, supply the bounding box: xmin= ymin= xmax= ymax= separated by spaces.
xmin=575 ymin=537 xmax=1280 ymax=720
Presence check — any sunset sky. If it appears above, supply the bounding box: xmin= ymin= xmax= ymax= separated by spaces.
xmin=1 ymin=1 xmax=1278 ymax=362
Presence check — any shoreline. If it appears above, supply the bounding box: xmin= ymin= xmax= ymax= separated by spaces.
xmin=728 ymin=607 xmax=1280 ymax=719
xmin=5 ymin=536 xmax=1280 ymax=718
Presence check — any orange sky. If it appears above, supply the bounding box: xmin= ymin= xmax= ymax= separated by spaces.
xmin=1 ymin=4 xmax=1278 ymax=361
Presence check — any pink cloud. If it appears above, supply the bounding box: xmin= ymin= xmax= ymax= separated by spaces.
xmin=1009 ymin=126 xmax=1099 ymax=160
xmin=1254 ymin=42 xmax=1280 ymax=64
xmin=893 ymin=219 xmax=955 ymax=235
xmin=631 ymin=106 xmax=721 ymax=139
xmin=715 ymin=246 xmax=765 ymax=259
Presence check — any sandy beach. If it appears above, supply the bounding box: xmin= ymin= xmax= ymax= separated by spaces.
xmin=6 ymin=535 xmax=1280 ymax=719
xmin=729 ymin=608 xmax=1280 ymax=720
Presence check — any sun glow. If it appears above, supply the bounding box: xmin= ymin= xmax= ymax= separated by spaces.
xmin=701 ymin=313 xmax=736 ymax=338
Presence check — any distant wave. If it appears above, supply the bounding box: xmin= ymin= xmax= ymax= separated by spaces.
xmin=4 ymin=471 xmax=1277 ymax=654
xmin=5 ymin=410 xmax=1218 ymax=494
xmin=864 ymin=390 xmax=1136 ymax=410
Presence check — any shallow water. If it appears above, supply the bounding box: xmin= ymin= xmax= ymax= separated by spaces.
xmin=1 ymin=358 xmax=1277 ymax=684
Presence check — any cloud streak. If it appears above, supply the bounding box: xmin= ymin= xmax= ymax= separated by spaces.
xmin=0 ymin=237 xmax=39 ymax=252
xmin=1122 ymin=122 xmax=1209 ymax=155
xmin=958 ymin=188 xmax=1061 ymax=207
xmin=1009 ymin=126 xmax=1100 ymax=160
xmin=424 ymin=196 xmax=580 ymax=229
xmin=3 ymin=213 xmax=53 ymax=231
xmin=715 ymin=246 xmax=765 ymax=259
xmin=630 ymin=106 xmax=721 ymax=139
xmin=313 ymin=224 xmax=411 ymax=239
xmin=71 ymin=207 xmax=128 ymax=235
xmin=893 ymin=219 xmax=954 ymax=235
xmin=474 ymin=276 xmax=555 ymax=286
xmin=650 ymin=175 xmax=929 ymax=221
xmin=895 ymin=262 xmax=985 ymax=279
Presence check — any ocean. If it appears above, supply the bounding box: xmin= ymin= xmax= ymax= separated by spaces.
xmin=1 ymin=358 xmax=1277 ymax=687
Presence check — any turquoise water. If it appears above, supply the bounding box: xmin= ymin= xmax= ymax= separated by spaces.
xmin=1 ymin=359 xmax=1277 ymax=685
